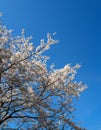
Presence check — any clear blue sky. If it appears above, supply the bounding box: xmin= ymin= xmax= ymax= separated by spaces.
xmin=0 ymin=0 xmax=101 ymax=129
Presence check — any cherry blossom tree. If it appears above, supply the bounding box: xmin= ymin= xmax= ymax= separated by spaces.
xmin=0 ymin=13 xmax=86 ymax=130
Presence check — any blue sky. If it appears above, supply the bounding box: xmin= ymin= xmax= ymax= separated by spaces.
xmin=0 ymin=0 xmax=101 ymax=129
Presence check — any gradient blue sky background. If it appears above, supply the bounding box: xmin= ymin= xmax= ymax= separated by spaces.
xmin=0 ymin=0 xmax=101 ymax=129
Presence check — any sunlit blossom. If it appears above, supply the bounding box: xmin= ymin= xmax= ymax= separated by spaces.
xmin=0 ymin=17 xmax=86 ymax=130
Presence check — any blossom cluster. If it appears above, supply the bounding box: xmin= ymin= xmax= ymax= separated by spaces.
xmin=0 ymin=15 xmax=86 ymax=129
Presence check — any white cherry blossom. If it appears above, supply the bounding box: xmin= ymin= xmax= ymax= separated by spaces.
xmin=0 ymin=15 xmax=86 ymax=130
